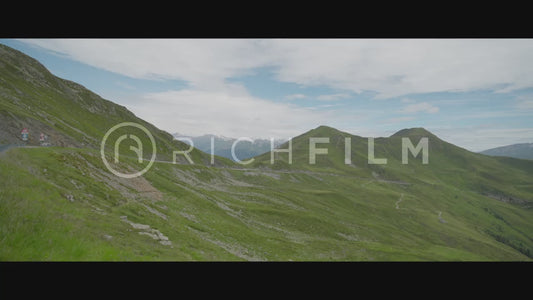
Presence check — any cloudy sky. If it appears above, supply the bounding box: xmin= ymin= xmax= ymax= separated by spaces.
xmin=2 ymin=39 xmax=533 ymax=151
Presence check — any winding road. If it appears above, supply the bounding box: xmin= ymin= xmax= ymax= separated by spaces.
xmin=0 ymin=144 xmax=16 ymax=154
xmin=0 ymin=144 xmax=41 ymax=154
xmin=2 ymin=145 xmax=414 ymax=188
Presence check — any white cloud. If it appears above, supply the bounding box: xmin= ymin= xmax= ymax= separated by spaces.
xmin=285 ymin=93 xmax=307 ymax=100
xmin=400 ymin=102 xmax=439 ymax=114
xmin=264 ymin=39 xmax=533 ymax=98
xmin=20 ymin=39 xmax=533 ymax=99
xmin=15 ymin=39 xmax=533 ymax=150
xmin=309 ymin=104 xmax=342 ymax=110
xmin=21 ymin=39 xmax=272 ymax=90
xmin=122 ymin=85 xmax=331 ymax=139
xmin=316 ymin=93 xmax=351 ymax=101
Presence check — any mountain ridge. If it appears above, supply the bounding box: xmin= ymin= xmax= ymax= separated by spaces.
xmin=480 ymin=143 xmax=533 ymax=160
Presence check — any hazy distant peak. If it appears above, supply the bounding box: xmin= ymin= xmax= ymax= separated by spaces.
xmin=481 ymin=143 xmax=533 ymax=160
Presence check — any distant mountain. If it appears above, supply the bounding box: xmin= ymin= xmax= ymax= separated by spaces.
xmin=480 ymin=143 xmax=533 ymax=160
xmin=173 ymin=133 xmax=284 ymax=161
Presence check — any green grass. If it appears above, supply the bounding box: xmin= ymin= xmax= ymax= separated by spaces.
xmin=1 ymin=144 xmax=532 ymax=261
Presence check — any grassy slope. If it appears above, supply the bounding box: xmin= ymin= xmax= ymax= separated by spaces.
xmin=1 ymin=144 xmax=532 ymax=261
xmin=249 ymin=125 xmax=533 ymax=259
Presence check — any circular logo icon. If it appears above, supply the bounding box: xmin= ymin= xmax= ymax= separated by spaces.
xmin=100 ymin=122 xmax=156 ymax=178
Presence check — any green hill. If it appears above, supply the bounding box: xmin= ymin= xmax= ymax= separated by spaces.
xmin=255 ymin=125 xmax=533 ymax=203
xmin=1 ymin=43 xmax=533 ymax=261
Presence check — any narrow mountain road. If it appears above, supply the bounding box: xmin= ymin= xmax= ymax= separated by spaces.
xmin=144 ymin=157 xmax=391 ymax=182
xmin=6 ymin=147 xmax=414 ymax=187
xmin=371 ymin=171 xmax=411 ymax=186
xmin=0 ymin=144 xmax=40 ymax=156
xmin=395 ymin=193 xmax=404 ymax=209
xmin=0 ymin=144 xmax=16 ymax=154
xmin=107 ymin=155 xmax=414 ymax=186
